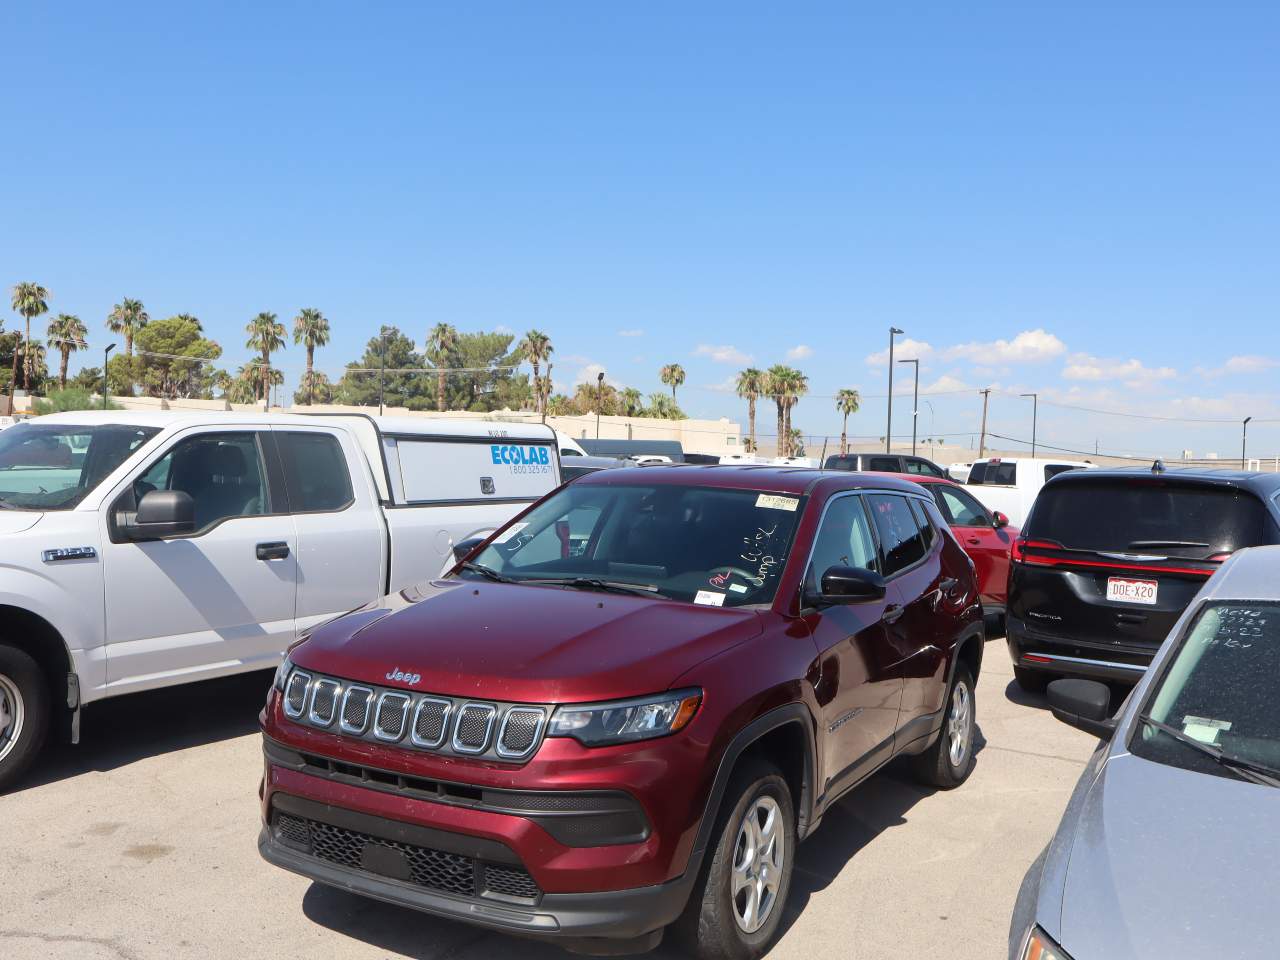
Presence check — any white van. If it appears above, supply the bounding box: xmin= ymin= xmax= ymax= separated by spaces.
xmin=0 ymin=411 xmax=561 ymax=788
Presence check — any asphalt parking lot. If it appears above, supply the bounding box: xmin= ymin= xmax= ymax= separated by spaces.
xmin=2 ymin=641 xmax=1098 ymax=960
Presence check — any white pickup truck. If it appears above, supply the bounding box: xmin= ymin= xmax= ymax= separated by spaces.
xmin=962 ymin=456 xmax=1096 ymax=528
xmin=0 ymin=410 xmax=562 ymax=789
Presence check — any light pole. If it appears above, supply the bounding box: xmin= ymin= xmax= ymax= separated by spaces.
xmin=378 ymin=329 xmax=388 ymax=416
xmin=897 ymin=358 xmax=919 ymax=456
xmin=924 ymin=400 xmax=936 ymax=460
xmin=103 ymin=343 xmax=116 ymax=410
xmin=1021 ymin=392 xmax=1038 ymax=458
xmin=885 ymin=327 xmax=903 ymax=453
xmin=596 ymin=371 xmax=605 ymax=439
xmin=1243 ymin=416 xmax=1253 ymax=469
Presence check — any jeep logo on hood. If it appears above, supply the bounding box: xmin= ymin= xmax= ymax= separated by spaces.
xmin=385 ymin=667 xmax=422 ymax=686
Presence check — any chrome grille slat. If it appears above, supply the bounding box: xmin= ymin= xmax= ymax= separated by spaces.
xmin=279 ymin=668 xmax=547 ymax=763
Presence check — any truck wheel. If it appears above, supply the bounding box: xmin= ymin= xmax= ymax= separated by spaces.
xmin=911 ymin=665 xmax=976 ymax=789
xmin=0 ymin=645 xmax=49 ymax=793
xmin=1013 ymin=667 xmax=1050 ymax=693
xmin=677 ymin=758 xmax=796 ymax=960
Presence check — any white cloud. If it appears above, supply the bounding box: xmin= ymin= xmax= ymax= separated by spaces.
xmin=1062 ymin=353 xmax=1177 ymax=388
xmin=920 ymin=374 xmax=971 ymax=394
xmin=787 ymin=344 xmax=813 ymax=360
xmin=1197 ymin=354 xmax=1280 ymax=378
xmin=617 ymin=329 xmax=645 ymax=338
xmin=574 ymin=362 xmax=610 ymax=386
xmin=706 ymin=375 xmax=739 ymax=393
xmin=494 ymin=324 xmax=514 ymax=335
xmin=944 ymin=329 xmax=1066 ymax=364
xmin=694 ymin=343 xmax=753 ymax=365
xmin=864 ymin=338 xmax=933 ymax=367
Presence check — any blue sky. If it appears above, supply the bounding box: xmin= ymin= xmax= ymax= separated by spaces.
xmin=3 ymin=2 xmax=1277 ymax=458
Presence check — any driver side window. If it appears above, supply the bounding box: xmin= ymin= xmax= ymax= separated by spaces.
xmin=805 ymin=495 xmax=879 ymax=593
xmin=136 ymin=432 xmax=269 ymax=533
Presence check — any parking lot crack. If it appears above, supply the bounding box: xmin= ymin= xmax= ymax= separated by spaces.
xmin=985 ymin=743 xmax=1090 ymax=765
xmin=0 ymin=930 xmax=140 ymax=960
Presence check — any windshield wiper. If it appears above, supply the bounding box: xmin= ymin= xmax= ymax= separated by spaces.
xmin=522 ymin=576 xmax=660 ymax=598
xmin=1137 ymin=714 xmax=1280 ymax=788
xmin=1127 ymin=540 xmax=1210 ymax=549
xmin=458 ymin=561 xmax=516 ymax=584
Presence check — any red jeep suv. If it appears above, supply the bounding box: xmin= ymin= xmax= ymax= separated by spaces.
xmin=258 ymin=467 xmax=984 ymax=958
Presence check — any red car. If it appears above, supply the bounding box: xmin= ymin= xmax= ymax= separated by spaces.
xmin=887 ymin=473 xmax=1019 ymax=619
xmin=259 ymin=468 xmax=983 ymax=958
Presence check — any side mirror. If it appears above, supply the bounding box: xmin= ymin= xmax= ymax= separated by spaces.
xmin=452 ymin=536 xmax=487 ymax=564
xmin=1047 ymin=678 xmax=1116 ymax=739
xmin=816 ymin=565 xmax=887 ymax=604
xmin=992 ymin=511 xmax=1010 ymax=528
xmin=125 ymin=490 xmax=196 ymax=540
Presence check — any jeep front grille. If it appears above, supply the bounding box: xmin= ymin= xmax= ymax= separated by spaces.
xmin=279 ymin=668 xmax=548 ymax=762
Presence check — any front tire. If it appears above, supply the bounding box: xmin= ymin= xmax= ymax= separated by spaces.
xmin=911 ymin=665 xmax=976 ymax=789
xmin=0 ymin=645 xmax=49 ymax=792
xmin=678 ymin=758 xmax=796 ymax=960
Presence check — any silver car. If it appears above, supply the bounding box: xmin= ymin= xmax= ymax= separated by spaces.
xmin=1011 ymin=544 xmax=1280 ymax=959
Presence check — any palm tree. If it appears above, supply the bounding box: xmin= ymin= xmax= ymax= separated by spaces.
xmin=835 ymin=388 xmax=861 ymax=455
xmin=426 ymin=323 xmax=459 ymax=412
xmin=106 ymin=297 xmax=149 ymax=393
xmin=245 ymin=311 xmax=286 ymax=405
xmin=735 ymin=367 xmax=764 ymax=453
xmin=46 ymin=314 xmax=88 ymax=389
xmin=292 ymin=308 xmax=330 ymax=405
xmin=764 ymin=365 xmax=788 ymax=457
xmin=517 ymin=329 xmax=553 ymax=420
xmin=10 ymin=282 xmax=50 ymax=408
xmin=782 ymin=367 xmax=808 ymax=451
xmin=660 ymin=363 xmax=686 ymax=402
xmin=620 ymin=387 xmax=644 ymax=417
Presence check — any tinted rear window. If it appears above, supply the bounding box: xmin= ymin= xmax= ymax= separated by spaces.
xmin=824 ymin=455 xmax=858 ymax=471
xmin=1026 ymin=480 xmax=1273 ymax=557
xmin=967 ymin=461 xmax=1016 ymax=485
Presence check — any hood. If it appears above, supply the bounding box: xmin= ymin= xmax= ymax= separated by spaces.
xmin=293 ymin=579 xmax=763 ymax=703
xmin=1059 ymin=752 xmax=1280 ymax=959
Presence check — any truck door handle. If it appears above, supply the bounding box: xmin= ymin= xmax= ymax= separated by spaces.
xmin=882 ymin=604 xmax=904 ymax=624
xmin=256 ymin=541 xmax=290 ymax=561
xmin=966 ymin=537 xmax=981 ymax=546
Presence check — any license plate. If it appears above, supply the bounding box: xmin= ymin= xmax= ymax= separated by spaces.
xmin=1106 ymin=577 xmax=1158 ymax=605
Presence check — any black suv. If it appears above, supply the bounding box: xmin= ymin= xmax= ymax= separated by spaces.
xmin=823 ymin=452 xmax=949 ymax=478
xmin=1007 ymin=467 xmax=1280 ymax=690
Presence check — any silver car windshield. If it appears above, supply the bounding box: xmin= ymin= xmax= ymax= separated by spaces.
xmin=1133 ymin=601 xmax=1280 ymax=781
xmin=0 ymin=422 xmax=159 ymax=510
xmin=467 ymin=482 xmax=804 ymax=607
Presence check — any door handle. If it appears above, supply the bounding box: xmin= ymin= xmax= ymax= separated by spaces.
xmin=256 ymin=541 xmax=290 ymax=561
xmin=966 ymin=537 xmax=981 ymax=546
xmin=881 ymin=604 xmax=904 ymax=624
xmin=940 ymin=577 xmax=959 ymax=594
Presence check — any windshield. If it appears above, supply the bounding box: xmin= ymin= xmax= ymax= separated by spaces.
xmin=1026 ymin=480 xmax=1270 ymax=558
xmin=468 ymin=482 xmax=805 ymax=607
xmin=0 ymin=422 xmax=160 ymax=510
xmin=1132 ymin=601 xmax=1280 ymax=781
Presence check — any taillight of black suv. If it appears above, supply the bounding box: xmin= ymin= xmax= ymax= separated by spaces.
xmin=1006 ymin=467 xmax=1280 ymax=691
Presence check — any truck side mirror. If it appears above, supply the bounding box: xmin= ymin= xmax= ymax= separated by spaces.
xmin=124 ymin=490 xmax=197 ymax=540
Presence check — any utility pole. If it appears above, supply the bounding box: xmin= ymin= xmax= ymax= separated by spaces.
xmin=898 ymin=358 xmax=919 ymax=456
xmin=885 ymin=327 xmax=903 ymax=453
xmin=978 ymin=388 xmax=991 ymax=457
xmin=1020 ymin=392 xmax=1038 ymax=458
xmin=378 ymin=329 xmax=388 ymax=416
xmin=103 ymin=343 xmax=116 ymax=410
xmin=1243 ymin=416 xmax=1253 ymax=469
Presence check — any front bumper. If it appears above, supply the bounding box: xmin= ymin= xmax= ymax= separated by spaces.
xmin=1006 ymin=616 xmax=1150 ymax=683
xmin=258 ymin=793 xmax=695 ymax=943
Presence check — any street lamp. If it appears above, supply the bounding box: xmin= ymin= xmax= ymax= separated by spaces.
xmin=1243 ymin=416 xmax=1253 ymax=469
xmin=897 ymin=358 xmax=919 ymax=456
xmin=103 ymin=343 xmax=116 ymax=410
xmin=1020 ymin=393 xmax=1038 ymax=458
xmin=885 ymin=327 xmax=903 ymax=453
xmin=924 ymin=400 xmax=936 ymax=460
xmin=596 ymin=371 xmax=605 ymax=439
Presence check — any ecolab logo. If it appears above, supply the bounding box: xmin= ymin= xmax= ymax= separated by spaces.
xmin=385 ymin=667 xmax=422 ymax=686
xmin=490 ymin=444 xmax=550 ymax=466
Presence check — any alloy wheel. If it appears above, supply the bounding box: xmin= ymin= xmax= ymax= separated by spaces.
xmin=947 ymin=680 xmax=971 ymax=768
xmin=0 ymin=672 xmax=24 ymax=764
xmin=730 ymin=795 xmax=785 ymax=934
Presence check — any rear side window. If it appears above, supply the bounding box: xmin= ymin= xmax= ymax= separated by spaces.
xmin=866 ymin=456 xmax=900 ymax=472
xmin=1044 ymin=464 xmax=1083 ymax=481
xmin=904 ymin=458 xmax=947 ymax=479
xmin=277 ymin=432 xmax=354 ymax=512
xmin=823 ymin=455 xmax=859 ymax=471
xmin=1027 ymin=481 xmax=1272 ymax=558
xmin=933 ymin=485 xmax=989 ymax=526
xmin=908 ymin=498 xmax=937 ymax=549
xmin=868 ymin=494 xmax=926 ymax=575
xmin=968 ymin=461 xmax=1016 ymax=485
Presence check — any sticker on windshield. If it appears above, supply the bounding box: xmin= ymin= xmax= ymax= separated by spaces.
xmin=492 ymin=522 xmax=529 ymax=544
xmin=694 ymin=590 xmax=726 ymax=607
xmin=756 ymin=494 xmax=799 ymax=512
xmin=729 ymin=583 xmax=748 ymax=594
xmin=1182 ymin=716 xmax=1231 ymax=745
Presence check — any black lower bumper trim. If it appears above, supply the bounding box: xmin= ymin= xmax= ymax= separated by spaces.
xmin=259 ymin=827 xmax=695 ymax=941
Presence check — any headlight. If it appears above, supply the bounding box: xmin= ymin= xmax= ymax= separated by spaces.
xmin=272 ymin=655 xmax=294 ymax=693
xmin=547 ymin=689 xmax=702 ymax=746
xmin=1021 ymin=927 xmax=1072 ymax=960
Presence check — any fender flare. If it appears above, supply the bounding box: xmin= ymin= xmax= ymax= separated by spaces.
xmin=688 ymin=702 xmax=818 ymax=872
xmin=946 ymin=619 xmax=987 ymax=691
